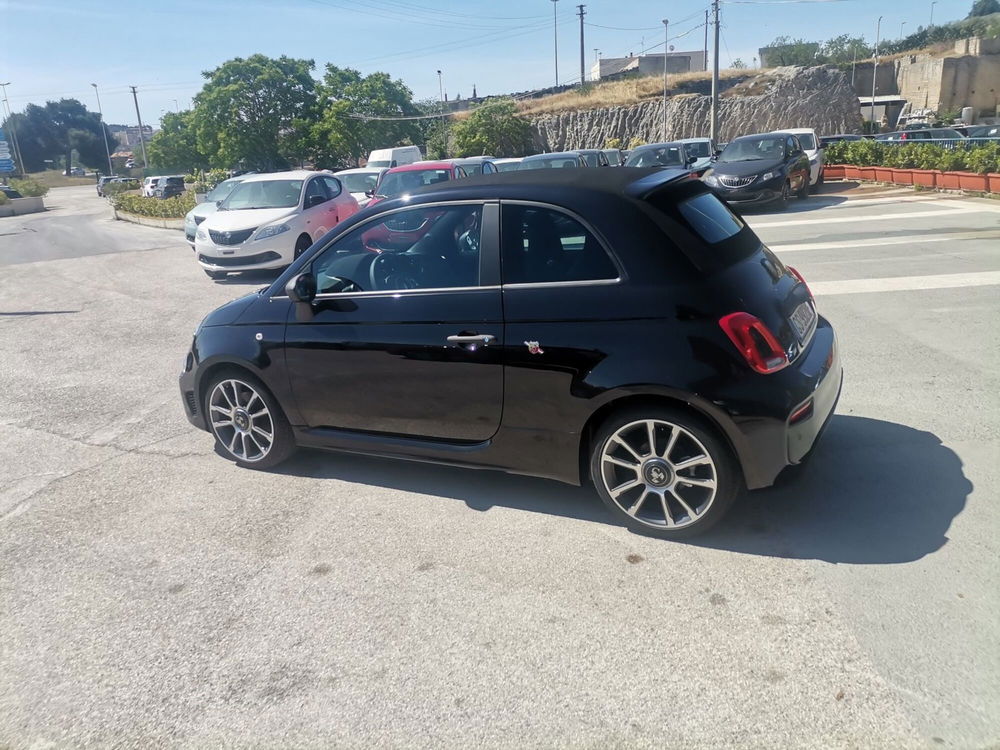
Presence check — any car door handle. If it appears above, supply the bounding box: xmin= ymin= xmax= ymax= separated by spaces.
xmin=447 ymin=334 xmax=495 ymax=345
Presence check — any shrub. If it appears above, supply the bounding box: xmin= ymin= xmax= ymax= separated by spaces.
xmin=604 ymin=137 xmax=623 ymax=149
xmin=936 ymin=149 xmax=967 ymax=172
xmin=627 ymin=137 xmax=646 ymax=149
xmin=9 ymin=178 xmax=49 ymax=198
xmin=111 ymin=191 xmax=196 ymax=219
xmin=965 ymin=142 xmax=1000 ymax=174
xmin=0 ymin=191 xmax=8 ymax=205
xmin=192 ymin=181 xmax=210 ymax=193
xmin=824 ymin=140 xmax=850 ymax=164
xmin=183 ymin=174 xmax=196 ymax=183
xmin=103 ymin=181 xmax=139 ymax=198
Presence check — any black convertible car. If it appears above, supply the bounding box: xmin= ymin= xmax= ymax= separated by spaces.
xmin=180 ymin=168 xmax=841 ymax=538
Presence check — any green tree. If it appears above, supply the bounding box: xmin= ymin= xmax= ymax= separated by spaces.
xmin=2 ymin=99 xmax=115 ymax=172
xmin=763 ymin=36 xmax=822 ymax=66
xmin=308 ymin=65 xmax=422 ymax=167
xmin=450 ymin=99 xmax=533 ymax=158
xmin=193 ymin=54 xmax=319 ymax=171
xmin=147 ymin=110 xmax=208 ymax=171
xmin=969 ymin=0 xmax=1000 ymax=17
xmin=822 ymin=35 xmax=873 ymax=64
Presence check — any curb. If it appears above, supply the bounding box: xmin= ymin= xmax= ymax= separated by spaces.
xmin=113 ymin=209 xmax=185 ymax=231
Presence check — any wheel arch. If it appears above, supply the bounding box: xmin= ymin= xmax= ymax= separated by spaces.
xmin=578 ymin=393 xmax=747 ymax=489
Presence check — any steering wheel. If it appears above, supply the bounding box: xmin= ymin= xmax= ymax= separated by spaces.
xmin=370 ymin=253 xmax=421 ymax=291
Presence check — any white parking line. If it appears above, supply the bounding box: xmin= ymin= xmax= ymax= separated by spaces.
xmin=768 ymin=230 xmax=1000 ymax=253
xmin=798 ymin=194 xmax=952 ymax=210
xmin=812 ymin=271 xmax=1000 ymax=295
xmin=748 ymin=206 xmax=981 ymax=228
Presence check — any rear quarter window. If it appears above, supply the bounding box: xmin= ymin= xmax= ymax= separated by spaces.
xmin=677 ymin=192 xmax=744 ymax=244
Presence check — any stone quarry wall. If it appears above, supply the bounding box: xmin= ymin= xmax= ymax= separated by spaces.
xmin=529 ymin=66 xmax=862 ymax=150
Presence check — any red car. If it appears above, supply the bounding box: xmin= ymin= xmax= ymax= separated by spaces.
xmin=368 ymin=161 xmax=468 ymax=206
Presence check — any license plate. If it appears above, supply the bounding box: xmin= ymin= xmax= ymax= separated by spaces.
xmin=789 ymin=301 xmax=816 ymax=340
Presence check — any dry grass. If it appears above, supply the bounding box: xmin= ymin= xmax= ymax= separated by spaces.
xmin=23 ymin=171 xmax=94 ymax=188
xmin=517 ymin=69 xmax=750 ymax=116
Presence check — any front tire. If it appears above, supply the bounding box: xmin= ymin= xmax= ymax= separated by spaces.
xmin=774 ymin=181 xmax=790 ymax=211
xmin=203 ymin=370 xmax=296 ymax=470
xmin=589 ymin=406 xmax=740 ymax=539
xmin=294 ymin=234 xmax=312 ymax=259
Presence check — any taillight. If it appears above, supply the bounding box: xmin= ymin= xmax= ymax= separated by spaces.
xmin=787 ymin=266 xmax=812 ymax=298
xmin=719 ymin=312 xmax=789 ymax=374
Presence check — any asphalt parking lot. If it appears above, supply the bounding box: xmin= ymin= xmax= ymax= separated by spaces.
xmin=1 ymin=184 xmax=998 ymax=748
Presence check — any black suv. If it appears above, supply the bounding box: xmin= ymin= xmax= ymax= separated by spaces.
xmin=179 ymin=169 xmax=841 ymax=538
xmin=702 ymin=133 xmax=811 ymax=209
xmin=153 ymin=176 xmax=186 ymax=199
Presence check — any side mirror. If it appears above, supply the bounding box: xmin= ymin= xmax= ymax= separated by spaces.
xmin=215 ymin=200 xmax=223 ymax=208
xmin=364 ymin=189 xmax=375 ymax=198
xmin=306 ymin=194 xmax=326 ymax=209
xmin=686 ymin=155 xmax=697 ymax=166
xmin=285 ymin=272 xmax=317 ymax=303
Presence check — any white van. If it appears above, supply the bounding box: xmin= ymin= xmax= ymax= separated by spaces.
xmin=366 ymin=146 xmax=422 ymax=169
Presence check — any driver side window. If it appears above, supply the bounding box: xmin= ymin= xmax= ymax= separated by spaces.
xmin=310 ymin=204 xmax=484 ymax=295
xmin=304 ymin=178 xmax=328 ymax=207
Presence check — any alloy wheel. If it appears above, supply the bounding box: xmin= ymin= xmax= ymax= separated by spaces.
xmin=599 ymin=419 xmax=718 ymax=530
xmin=208 ymin=379 xmax=275 ymax=462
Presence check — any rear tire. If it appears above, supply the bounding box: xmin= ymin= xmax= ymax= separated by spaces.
xmin=589 ymin=406 xmax=741 ymax=539
xmin=204 ymin=270 xmax=227 ymax=280
xmin=203 ymin=369 xmax=296 ymax=470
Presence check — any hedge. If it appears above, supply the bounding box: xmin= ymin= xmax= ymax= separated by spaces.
xmin=9 ymin=178 xmax=50 ymax=198
xmin=826 ymin=140 xmax=1000 ymax=174
xmin=112 ymin=191 xmax=196 ymax=218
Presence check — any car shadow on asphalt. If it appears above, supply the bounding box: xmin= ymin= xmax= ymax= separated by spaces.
xmin=277 ymin=415 xmax=969 ymax=565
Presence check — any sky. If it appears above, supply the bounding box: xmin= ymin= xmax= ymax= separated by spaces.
xmin=1 ymin=0 xmax=976 ymax=127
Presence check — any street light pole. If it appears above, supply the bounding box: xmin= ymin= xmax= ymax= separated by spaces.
xmin=900 ymin=21 xmax=907 ymax=39
xmin=662 ymin=18 xmax=669 ymax=142
xmin=0 ymin=82 xmax=25 ymax=177
xmin=577 ymin=4 xmax=586 ymax=86
xmin=91 ymin=83 xmax=115 ymax=176
xmin=551 ymin=0 xmax=560 ymax=86
xmin=710 ymin=0 xmax=720 ymax=143
xmin=129 ymin=86 xmax=150 ymax=170
xmin=929 ymin=1 xmax=937 ymax=26
xmin=871 ymin=16 xmax=882 ymax=128
xmin=437 ymin=70 xmax=444 ymax=105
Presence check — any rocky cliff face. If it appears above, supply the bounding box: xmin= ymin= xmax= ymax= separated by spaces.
xmin=529 ymin=66 xmax=862 ymax=150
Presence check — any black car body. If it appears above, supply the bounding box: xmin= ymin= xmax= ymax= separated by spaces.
xmin=625 ymin=142 xmax=699 ymax=172
xmin=875 ymin=128 xmax=966 ymax=142
xmin=154 ymin=176 xmax=186 ymax=199
xmin=702 ymin=133 xmax=811 ymax=208
xmin=519 ymin=152 xmax=588 ymax=170
xmin=0 ymin=186 xmax=23 ymax=199
xmin=179 ymin=169 xmax=841 ymax=538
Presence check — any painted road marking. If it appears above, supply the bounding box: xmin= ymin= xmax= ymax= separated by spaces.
xmin=748 ymin=206 xmax=981 ymax=229
xmin=768 ymin=230 xmax=1000 ymax=253
xmin=812 ymin=271 xmax=1000 ymax=296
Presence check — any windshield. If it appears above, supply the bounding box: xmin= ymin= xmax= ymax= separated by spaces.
xmin=795 ymin=133 xmax=816 ymax=150
xmin=460 ymin=162 xmax=486 ymax=175
xmin=221 ymin=179 xmax=303 ymax=210
xmin=625 ymin=146 xmax=683 ymax=168
xmin=520 ymin=157 xmax=579 ymax=170
xmin=684 ymin=141 xmax=711 ymax=158
xmin=339 ymin=172 xmax=380 ymax=193
xmin=580 ymin=152 xmax=600 ymax=167
xmin=719 ymin=137 xmax=785 ymax=163
xmin=367 ymin=160 xmax=391 ymax=168
xmin=206 ymin=178 xmax=242 ymax=202
xmin=376 ymin=169 xmax=451 ymax=198
xmin=495 ymin=161 xmax=521 ymax=172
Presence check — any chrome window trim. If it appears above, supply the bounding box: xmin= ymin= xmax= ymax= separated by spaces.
xmin=502 ymin=278 xmax=621 ymax=290
xmin=271 ymin=284 xmax=500 ymax=302
xmin=499 ymin=199 xmax=626 ymax=283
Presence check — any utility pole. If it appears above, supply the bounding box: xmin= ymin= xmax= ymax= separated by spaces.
xmin=577 ymin=5 xmax=586 ymax=85
xmin=871 ymin=16 xmax=882 ymax=128
xmin=0 ymin=82 xmax=25 ymax=177
xmin=710 ymin=0 xmax=720 ymax=143
xmin=91 ymin=83 xmax=115 ymax=176
xmin=129 ymin=86 xmax=149 ymax=170
xmin=437 ymin=70 xmax=444 ymax=105
xmin=899 ymin=21 xmax=906 ymax=39
xmin=551 ymin=0 xmax=560 ymax=86
xmin=930 ymin=1 xmax=936 ymax=26
xmin=662 ymin=18 xmax=669 ymax=141
xmin=703 ymin=10 xmax=709 ymax=72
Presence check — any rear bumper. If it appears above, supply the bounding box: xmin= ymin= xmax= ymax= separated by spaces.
xmin=721 ymin=316 xmax=842 ymax=489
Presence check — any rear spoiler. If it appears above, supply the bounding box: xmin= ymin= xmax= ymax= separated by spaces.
xmin=624 ymin=169 xmax=698 ymax=200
